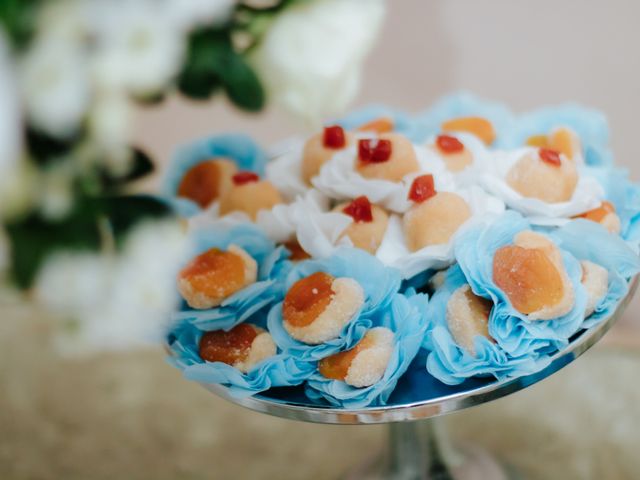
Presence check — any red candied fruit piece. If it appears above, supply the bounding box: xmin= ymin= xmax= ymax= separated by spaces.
xmin=436 ymin=134 xmax=464 ymax=154
xmin=232 ymin=171 xmax=260 ymax=186
xmin=323 ymin=125 xmax=346 ymax=149
xmin=539 ymin=148 xmax=561 ymax=167
xmin=358 ymin=139 xmax=392 ymax=164
xmin=408 ymin=174 xmax=436 ymax=203
xmin=342 ymin=196 xmax=374 ymax=223
xmin=198 ymin=323 xmax=258 ymax=365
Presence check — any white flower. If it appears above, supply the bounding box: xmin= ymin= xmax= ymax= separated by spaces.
xmin=34 ymin=219 xmax=190 ymax=355
xmin=35 ymin=253 xmax=113 ymax=320
xmin=39 ymin=162 xmax=75 ymax=221
xmin=166 ymin=0 xmax=236 ymax=32
xmin=91 ymin=0 xmax=186 ymax=96
xmin=36 ymin=0 xmax=90 ymax=44
xmin=0 ymin=227 xmax=10 ymax=275
xmin=19 ymin=37 xmax=91 ymax=138
xmin=251 ymin=0 xmax=385 ymax=128
xmin=88 ymin=91 xmax=134 ymax=175
xmin=0 ymin=28 xmax=25 ymax=217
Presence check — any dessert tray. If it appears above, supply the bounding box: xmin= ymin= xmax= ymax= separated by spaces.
xmin=163 ymin=92 xmax=640 ymax=478
xmin=194 ymin=274 xmax=638 ymax=425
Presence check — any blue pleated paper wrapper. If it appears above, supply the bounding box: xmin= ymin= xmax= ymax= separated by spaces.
xmin=550 ymin=219 xmax=640 ymax=328
xmin=414 ymin=91 xmax=515 ymax=145
xmin=162 ymin=133 xmax=268 ymax=217
xmin=454 ymin=211 xmax=589 ymax=356
xmin=172 ymin=223 xmax=291 ymax=332
xmin=267 ymin=248 xmax=402 ymax=362
xmin=305 ymin=291 xmax=429 ymax=408
xmin=500 ymin=104 xmax=612 ymax=165
xmin=167 ymin=313 xmax=315 ymax=399
xmin=425 ymin=265 xmax=551 ymax=385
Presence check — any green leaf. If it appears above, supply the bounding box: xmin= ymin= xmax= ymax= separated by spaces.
xmin=0 ymin=0 xmax=40 ymax=50
xmin=100 ymin=148 xmax=155 ymax=189
xmin=178 ymin=28 xmax=228 ymax=100
xmin=5 ymin=209 xmax=102 ymax=289
xmin=26 ymin=127 xmax=77 ymax=166
xmin=177 ymin=26 xmax=265 ymax=111
xmin=217 ymin=51 xmax=265 ymax=111
xmin=97 ymin=195 xmax=173 ymax=246
xmin=5 ymin=194 xmax=172 ymax=289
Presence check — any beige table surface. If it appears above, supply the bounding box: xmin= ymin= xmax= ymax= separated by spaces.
xmin=2 ymin=298 xmax=640 ymax=480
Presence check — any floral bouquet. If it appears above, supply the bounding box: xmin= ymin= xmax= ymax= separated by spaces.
xmin=0 ymin=0 xmax=385 ymax=352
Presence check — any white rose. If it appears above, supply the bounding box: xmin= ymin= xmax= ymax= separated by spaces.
xmin=35 ymin=252 xmax=113 ymax=320
xmin=19 ymin=37 xmax=91 ymax=139
xmin=251 ymin=0 xmax=385 ymax=128
xmin=0 ymin=227 xmax=9 ymax=275
xmin=91 ymin=0 xmax=186 ymax=97
xmin=0 ymin=28 xmax=22 ymax=190
xmin=34 ymin=219 xmax=190 ymax=355
xmin=88 ymin=91 xmax=134 ymax=175
xmin=36 ymin=0 xmax=90 ymax=44
xmin=166 ymin=0 xmax=236 ymax=33
xmin=39 ymin=162 xmax=75 ymax=221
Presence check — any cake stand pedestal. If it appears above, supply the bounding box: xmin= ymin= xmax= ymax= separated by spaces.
xmin=186 ymin=277 xmax=638 ymax=480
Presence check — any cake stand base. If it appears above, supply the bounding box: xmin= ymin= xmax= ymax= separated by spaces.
xmin=346 ymin=419 xmax=513 ymax=480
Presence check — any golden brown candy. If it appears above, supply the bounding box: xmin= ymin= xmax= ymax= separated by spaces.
xmin=319 ymin=334 xmax=376 ymax=381
xmin=355 ymin=133 xmax=419 ymax=182
xmin=333 ymin=200 xmax=389 ymax=254
xmin=577 ymin=201 xmax=615 ymax=223
xmin=549 ymin=127 xmax=580 ymax=161
xmin=178 ymin=246 xmax=257 ymax=309
xmin=526 ymin=127 xmax=581 ymax=160
xmin=283 ymin=272 xmax=335 ymax=328
xmin=493 ymin=245 xmax=565 ymax=315
xmin=177 ymin=159 xmax=237 ymax=208
xmin=218 ymin=180 xmax=283 ymax=220
xmin=283 ymin=238 xmax=311 ymax=261
xmin=301 ymin=130 xmax=354 ymax=184
xmin=575 ymin=201 xmax=621 ymax=234
xmin=506 ymin=149 xmax=578 ymax=203
xmin=526 ymin=134 xmax=549 ymax=148
xmin=446 ymin=285 xmax=493 ymax=356
xmin=403 ymin=192 xmax=471 ymax=251
xmin=180 ymin=248 xmax=245 ymax=300
xmin=199 ymin=323 xmax=259 ymax=365
xmin=441 ymin=116 xmax=495 ymax=145
xmin=357 ymin=117 xmax=394 ymax=134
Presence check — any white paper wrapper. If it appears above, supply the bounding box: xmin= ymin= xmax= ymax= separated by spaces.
xmin=422 ymin=132 xmax=492 ymax=187
xmin=312 ymin=144 xmax=453 ymax=213
xmin=187 ymin=210 xmax=252 ymax=235
xmin=376 ymin=186 xmax=506 ymax=278
xmin=256 ymin=189 xmax=352 ymax=257
xmin=481 ymin=147 xmax=604 ymax=220
xmin=265 ymin=136 xmax=309 ymax=202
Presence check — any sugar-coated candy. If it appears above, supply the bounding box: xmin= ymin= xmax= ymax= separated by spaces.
xmin=506 ymin=148 xmax=578 ymax=203
xmin=445 ymin=285 xmax=493 ymax=356
xmin=319 ymin=327 xmax=394 ymax=387
xmin=355 ymin=133 xmax=419 ymax=182
xmin=178 ymin=245 xmax=257 ymax=309
xmin=282 ymin=272 xmax=365 ymax=344
xmin=493 ymin=230 xmax=574 ymax=320
xmin=199 ymin=323 xmax=277 ymax=373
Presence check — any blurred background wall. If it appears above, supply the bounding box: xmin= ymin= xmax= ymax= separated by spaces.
xmin=134 ymin=0 xmax=640 ymax=178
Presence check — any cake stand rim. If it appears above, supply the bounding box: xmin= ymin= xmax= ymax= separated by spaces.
xmin=190 ymin=275 xmax=639 ymax=425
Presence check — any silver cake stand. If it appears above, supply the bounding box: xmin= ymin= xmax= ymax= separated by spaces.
xmin=184 ymin=276 xmax=639 ymax=479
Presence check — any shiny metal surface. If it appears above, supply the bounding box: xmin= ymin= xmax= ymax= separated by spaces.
xmin=195 ymin=276 xmax=639 ymax=425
